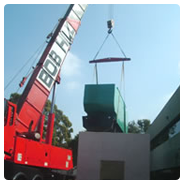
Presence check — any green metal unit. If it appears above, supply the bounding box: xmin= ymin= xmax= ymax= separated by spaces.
xmin=83 ymin=84 xmax=127 ymax=133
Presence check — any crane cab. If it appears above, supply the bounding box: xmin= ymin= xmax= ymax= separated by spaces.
xmin=4 ymin=99 xmax=17 ymax=159
xmin=4 ymin=99 xmax=17 ymax=126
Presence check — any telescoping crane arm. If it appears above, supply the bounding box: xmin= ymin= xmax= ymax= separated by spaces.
xmin=16 ymin=4 xmax=87 ymax=133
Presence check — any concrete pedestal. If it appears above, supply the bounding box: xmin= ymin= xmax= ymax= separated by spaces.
xmin=77 ymin=132 xmax=150 ymax=180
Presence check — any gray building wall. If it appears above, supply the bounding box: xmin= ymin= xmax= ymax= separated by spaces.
xmin=146 ymin=86 xmax=180 ymax=141
xmin=146 ymin=86 xmax=180 ymax=172
xmin=151 ymin=133 xmax=180 ymax=171
xmin=77 ymin=132 xmax=150 ymax=180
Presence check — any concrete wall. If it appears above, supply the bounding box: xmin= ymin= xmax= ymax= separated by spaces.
xmin=77 ymin=132 xmax=150 ymax=180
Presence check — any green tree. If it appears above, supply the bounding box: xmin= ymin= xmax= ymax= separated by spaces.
xmin=8 ymin=92 xmax=73 ymax=148
xmin=128 ymin=121 xmax=141 ymax=133
xmin=9 ymin=93 xmax=21 ymax=104
xmin=68 ymin=134 xmax=79 ymax=166
xmin=137 ymin=119 xmax=150 ymax=133
xmin=128 ymin=119 xmax=150 ymax=133
xmin=50 ymin=102 xmax=73 ymax=147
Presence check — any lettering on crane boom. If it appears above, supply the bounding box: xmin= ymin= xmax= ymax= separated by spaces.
xmin=37 ymin=4 xmax=87 ymax=91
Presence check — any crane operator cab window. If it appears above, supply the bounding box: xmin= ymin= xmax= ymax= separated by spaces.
xmin=4 ymin=99 xmax=16 ymax=126
xmin=4 ymin=99 xmax=8 ymax=125
xmin=9 ymin=106 xmax=15 ymax=126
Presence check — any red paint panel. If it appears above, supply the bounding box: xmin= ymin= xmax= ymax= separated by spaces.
xmin=16 ymin=102 xmax=41 ymax=132
xmin=4 ymin=125 xmax=15 ymax=161
xmin=14 ymin=137 xmax=50 ymax=168
xmin=27 ymin=81 xmax=49 ymax=112
xmin=50 ymin=146 xmax=73 ymax=170
xmin=17 ymin=80 xmax=49 ymax=133
xmin=4 ymin=101 xmax=17 ymax=160
xmin=25 ymin=140 xmax=50 ymax=167
xmin=13 ymin=137 xmax=27 ymax=165
xmin=13 ymin=137 xmax=73 ymax=170
xmin=67 ymin=18 xmax=81 ymax=32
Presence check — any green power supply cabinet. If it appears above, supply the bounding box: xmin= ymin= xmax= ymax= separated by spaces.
xmin=83 ymin=84 xmax=128 ymax=133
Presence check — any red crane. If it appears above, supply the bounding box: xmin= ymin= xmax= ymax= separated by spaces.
xmin=4 ymin=4 xmax=87 ymax=180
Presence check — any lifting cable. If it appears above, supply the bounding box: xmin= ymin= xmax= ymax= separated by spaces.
xmin=91 ymin=9 xmax=129 ymax=122
xmin=4 ymin=41 xmax=46 ymax=91
xmin=4 ymin=20 xmax=59 ymax=92
xmin=111 ymin=32 xmax=126 ymax=101
xmin=25 ymin=42 xmax=46 ymax=77
xmin=92 ymin=34 xmax=110 ymax=84
xmin=92 ymin=22 xmax=127 ymax=99
xmin=108 ymin=4 xmax=127 ymax=126
xmin=16 ymin=41 xmax=47 ymax=93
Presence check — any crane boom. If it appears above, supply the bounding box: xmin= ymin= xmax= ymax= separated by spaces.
xmin=4 ymin=5 xmax=88 ymax=179
xmin=16 ymin=4 xmax=87 ymax=133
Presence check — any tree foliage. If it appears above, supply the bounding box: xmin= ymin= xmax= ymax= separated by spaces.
xmin=137 ymin=119 xmax=150 ymax=133
xmin=128 ymin=119 xmax=150 ymax=133
xmin=9 ymin=92 xmax=73 ymax=147
xmin=68 ymin=134 xmax=79 ymax=166
xmin=9 ymin=93 xmax=21 ymax=104
xmin=128 ymin=121 xmax=140 ymax=133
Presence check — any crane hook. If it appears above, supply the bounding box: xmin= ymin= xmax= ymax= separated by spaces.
xmin=107 ymin=19 xmax=114 ymax=34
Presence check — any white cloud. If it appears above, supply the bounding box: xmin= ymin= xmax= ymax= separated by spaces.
xmin=59 ymin=52 xmax=83 ymax=90
xmin=61 ymin=52 xmax=82 ymax=77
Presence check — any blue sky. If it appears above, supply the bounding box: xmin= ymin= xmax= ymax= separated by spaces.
xmin=4 ymin=4 xmax=180 ymax=137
